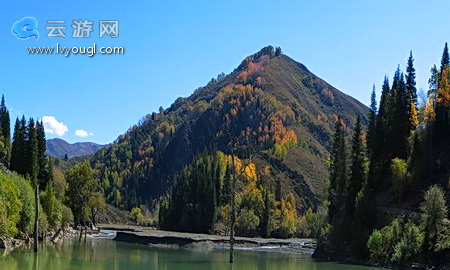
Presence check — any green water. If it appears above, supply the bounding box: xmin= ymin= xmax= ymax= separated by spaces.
xmin=0 ymin=238 xmax=382 ymax=270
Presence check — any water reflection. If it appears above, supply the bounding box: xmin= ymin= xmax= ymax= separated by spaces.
xmin=0 ymin=238 xmax=382 ymax=270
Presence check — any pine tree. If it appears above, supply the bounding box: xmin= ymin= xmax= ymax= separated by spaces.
xmin=19 ymin=116 xmax=28 ymax=174
xmin=389 ymin=68 xmax=409 ymax=159
xmin=369 ymin=77 xmax=390 ymax=189
xmin=36 ymin=120 xmax=51 ymax=190
xmin=440 ymin=42 xmax=449 ymax=72
xmin=406 ymin=51 xmax=418 ymax=130
xmin=10 ymin=118 xmax=22 ymax=173
xmin=347 ymin=116 xmax=365 ymax=220
xmin=27 ymin=118 xmax=38 ymax=180
xmin=367 ymin=86 xmax=377 ymax=153
xmin=27 ymin=118 xmax=39 ymax=253
xmin=0 ymin=95 xmax=11 ymax=162
xmin=328 ymin=116 xmax=347 ymax=224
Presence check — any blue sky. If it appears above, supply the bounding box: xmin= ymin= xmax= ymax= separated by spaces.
xmin=0 ymin=0 xmax=448 ymax=144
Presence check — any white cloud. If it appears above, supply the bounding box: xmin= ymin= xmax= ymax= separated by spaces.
xmin=42 ymin=116 xmax=68 ymax=136
xmin=75 ymin=129 xmax=93 ymax=138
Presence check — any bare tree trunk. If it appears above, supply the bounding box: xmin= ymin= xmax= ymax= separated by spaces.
xmin=33 ymin=183 xmax=39 ymax=253
xmin=79 ymin=226 xmax=83 ymax=242
xmin=84 ymin=226 xmax=87 ymax=243
xmin=229 ymin=154 xmax=237 ymax=263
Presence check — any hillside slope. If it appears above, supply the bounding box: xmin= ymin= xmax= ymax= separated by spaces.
xmin=91 ymin=46 xmax=368 ymax=214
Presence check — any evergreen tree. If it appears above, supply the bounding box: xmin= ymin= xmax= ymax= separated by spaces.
xmin=440 ymin=42 xmax=449 ymax=72
xmin=428 ymin=65 xmax=439 ymax=105
xmin=36 ymin=120 xmax=52 ymax=190
xmin=27 ymin=118 xmax=38 ymax=181
xmin=405 ymin=51 xmax=418 ymax=130
xmin=10 ymin=118 xmax=22 ymax=173
xmin=375 ymin=77 xmax=391 ymax=155
xmin=347 ymin=116 xmax=365 ymax=220
xmin=368 ymin=77 xmax=390 ymax=190
xmin=367 ymin=85 xmax=377 ymax=153
xmin=19 ymin=116 xmax=28 ymax=174
xmin=160 ymin=152 xmax=219 ymax=233
xmin=275 ymin=47 xmax=282 ymax=56
xmin=328 ymin=116 xmax=347 ymax=226
xmin=261 ymin=189 xmax=275 ymax=237
xmin=0 ymin=95 xmax=11 ymax=162
xmin=389 ymin=68 xmax=409 ymax=159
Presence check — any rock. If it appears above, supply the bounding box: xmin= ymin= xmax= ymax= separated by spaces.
xmin=11 ymin=238 xmax=25 ymax=247
xmin=0 ymin=236 xmax=12 ymax=249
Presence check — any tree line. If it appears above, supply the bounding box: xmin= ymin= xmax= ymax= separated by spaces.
xmin=0 ymin=96 xmax=107 ymax=245
xmin=319 ymin=44 xmax=450 ymax=268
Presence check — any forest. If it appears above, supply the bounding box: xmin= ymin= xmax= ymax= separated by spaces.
xmin=316 ymin=45 xmax=450 ymax=267
xmin=0 ymin=96 xmax=107 ymax=246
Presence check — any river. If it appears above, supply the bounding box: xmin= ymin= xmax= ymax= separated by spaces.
xmin=0 ymin=237 xmax=383 ymax=270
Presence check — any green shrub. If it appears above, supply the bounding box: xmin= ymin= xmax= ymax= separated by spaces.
xmin=390 ymin=158 xmax=407 ymax=198
xmin=367 ymin=229 xmax=384 ymax=260
xmin=420 ymin=185 xmax=448 ymax=251
xmin=0 ymin=173 xmax=22 ymax=236
xmin=391 ymin=222 xmax=423 ymax=264
xmin=368 ymin=219 xmax=424 ymax=265
xmin=40 ymin=184 xmax=63 ymax=230
xmin=131 ymin=207 xmax=144 ymax=225
xmin=15 ymin=175 xmax=35 ymax=234
xmin=236 ymin=207 xmax=259 ymax=235
xmin=38 ymin=205 xmax=49 ymax=235
xmin=61 ymin=205 xmax=74 ymax=228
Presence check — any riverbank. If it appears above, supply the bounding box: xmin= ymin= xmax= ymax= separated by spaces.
xmin=97 ymin=224 xmax=316 ymax=255
xmin=0 ymin=227 xmax=79 ymax=250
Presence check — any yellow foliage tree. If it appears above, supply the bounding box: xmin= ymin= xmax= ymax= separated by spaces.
xmin=424 ymin=97 xmax=436 ymax=122
xmin=438 ymin=68 xmax=450 ymax=107
xmin=409 ymin=101 xmax=419 ymax=128
xmin=275 ymin=193 xmax=298 ymax=238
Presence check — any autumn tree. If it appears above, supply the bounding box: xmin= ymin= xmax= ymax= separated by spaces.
xmin=131 ymin=207 xmax=144 ymax=225
xmin=435 ymin=67 xmax=450 ymax=139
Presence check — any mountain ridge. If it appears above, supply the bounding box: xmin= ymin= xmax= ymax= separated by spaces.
xmin=91 ymin=46 xmax=369 ymax=215
xmin=46 ymin=138 xmax=107 ymax=158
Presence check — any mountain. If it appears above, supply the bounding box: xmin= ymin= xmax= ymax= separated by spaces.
xmin=46 ymin=138 xmax=106 ymax=158
xmin=91 ymin=46 xmax=369 ymax=219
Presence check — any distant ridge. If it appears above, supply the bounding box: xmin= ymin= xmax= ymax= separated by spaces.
xmin=46 ymin=138 xmax=107 ymax=158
